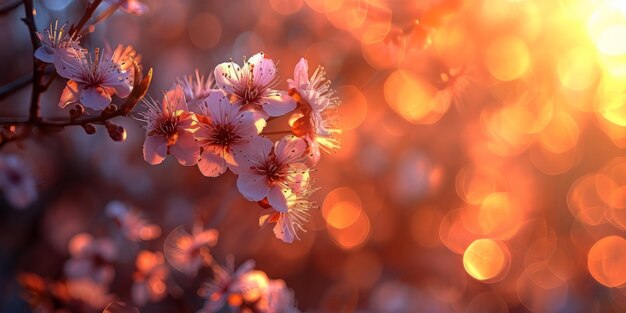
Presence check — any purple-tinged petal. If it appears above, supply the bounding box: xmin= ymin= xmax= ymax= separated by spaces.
xmin=267 ymin=185 xmax=290 ymax=213
xmin=143 ymin=136 xmax=167 ymax=165
xmin=80 ymin=86 xmax=112 ymax=110
xmin=54 ymin=48 xmax=86 ymax=81
xmin=170 ymin=131 xmax=200 ymax=166
xmin=261 ymin=91 xmax=296 ymax=117
xmin=214 ymin=62 xmax=241 ymax=94
xmin=198 ymin=148 xmax=227 ymax=177
xmin=274 ymin=135 xmax=306 ymax=164
xmin=248 ymin=52 xmax=277 ymax=87
xmin=236 ymin=173 xmax=270 ymax=201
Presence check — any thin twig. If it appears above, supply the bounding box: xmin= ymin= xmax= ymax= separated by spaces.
xmin=22 ymin=0 xmax=42 ymax=123
xmin=0 ymin=67 xmax=153 ymax=148
xmin=261 ymin=130 xmax=292 ymax=136
xmin=0 ymin=73 xmax=32 ymax=101
xmin=0 ymin=67 xmax=56 ymax=101
xmin=0 ymin=0 xmax=22 ymax=15
xmin=70 ymin=0 xmax=103 ymax=36
xmin=79 ymin=3 xmax=118 ymax=37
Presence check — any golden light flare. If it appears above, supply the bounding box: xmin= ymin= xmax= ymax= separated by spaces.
xmin=484 ymin=36 xmax=531 ymax=82
xmin=336 ymin=85 xmax=368 ymax=130
xmin=462 ymin=238 xmax=510 ymax=282
xmin=588 ymin=236 xmax=626 ymax=287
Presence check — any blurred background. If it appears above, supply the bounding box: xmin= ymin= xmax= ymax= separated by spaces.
xmin=2 ymin=0 xmax=626 ymax=312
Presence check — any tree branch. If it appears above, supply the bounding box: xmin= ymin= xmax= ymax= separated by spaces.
xmin=70 ymin=0 xmax=103 ymax=36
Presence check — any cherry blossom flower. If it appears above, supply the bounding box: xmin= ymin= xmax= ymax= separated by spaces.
xmin=164 ymin=224 xmax=218 ymax=276
xmin=214 ymin=52 xmax=296 ymax=118
xmin=0 ymin=155 xmax=37 ymax=209
xmin=258 ymin=173 xmax=316 ymax=243
xmin=105 ymin=0 xmax=149 ymax=15
xmin=195 ymin=90 xmax=266 ymax=177
xmin=201 ymin=264 xmax=300 ymax=313
xmin=55 ymin=45 xmax=137 ymax=110
xmin=64 ymin=233 xmax=117 ymax=286
xmin=266 ymin=279 xmax=300 ymax=313
xmin=175 ymin=69 xmax=214 ymax=111
xmin=288 ymin=58 xmax=341 ymax=165
xmin=199 ymin=258 xmax=255 ymax=313
xmin=138 ymin=86 xmax=200 ymax=166
xmin=233 ymin=135 xmax=308 ymax=213
xmin=131 ymin=251 xmax=169 ymax=306
xmin=34 ymin=20 xmax=82 ymax=64
xmin=105 ymin=201 xmax=161 ymax=242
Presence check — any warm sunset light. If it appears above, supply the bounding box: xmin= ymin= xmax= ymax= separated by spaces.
xmin=463 ymin=238 xmax=509 ymax=282
xmin=3 ymin=0 xmax=626 ymax=312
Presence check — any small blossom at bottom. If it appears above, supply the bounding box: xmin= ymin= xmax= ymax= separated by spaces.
xmin=164 ymin=224 xmax=218 ymax=276
xmin=0 ymin=155 xmax=37 ymax=209
xmin=131 ymin=250 xmax=169 ymax=306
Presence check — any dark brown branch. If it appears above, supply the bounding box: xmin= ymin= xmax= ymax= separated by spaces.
xmin=0 ymin=73 xmax=32 ymax=100
xmin=0 ymin=66 xmax=153 ymax=148
xmin=0 ymin=0 xmax=22 ymax=15
xmin=70 ymin=0 xmax=103 ymax=36
xmin=21 ymin=0 xmax=42 ymax=123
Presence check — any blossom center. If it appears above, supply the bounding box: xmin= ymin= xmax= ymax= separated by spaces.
xmin=211 ymin=124 xmax=240 ymax=147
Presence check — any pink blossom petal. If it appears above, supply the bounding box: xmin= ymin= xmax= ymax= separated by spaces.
xmin=198 ymin=148 xmax=227 ymax=177
xmin=261 ymin=91 xmax=296 ymax=117
xmin=248 ymin=52 xmax=277 ymax=87
xmin=237 ymin=111 xmax=266 ymax=136
xmin=59 ymin=81 xmax=81 ymax=108
xmin=170 ymin=131 xmax=200 ymax=166
xmin=122 ymin=0 xmax=149 ymax=15
xmin=143 ymin=136 xmax=167 ymax=165
xmin=34 ymin=46 xmax=55 ymax=63
xmin=267 ymin=185 xmax=290 ymax=213
xmin=291 ymin=58 xmax=310 ymax=90
xmin=80 ymin=86 xmax=112 ymax=110
xmin=102 ymin=68 xmax=133 ymax=98
xmin=162 ymin=86 xmax=188 ymax=112
xmin=274 ymin=215 xmax=296 ymax=243
xmin=203 ymin=90 xmax=234 ymax=125
xmin=274 ymin=135 xmax=306 ymax=164
xmin=54 ymin=48 xmax=86 ymax=82
xmin=236 ymin=173 xmax=270 ymax=201
xmin=232 ymin=136 xmax=274 ymax=170
xmin=214 ymin=62 xmax=241 ymax=93
xmin=304 ymin=138 xmax=321 ymax=167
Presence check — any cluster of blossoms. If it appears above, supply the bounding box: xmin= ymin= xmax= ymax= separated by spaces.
xmin=35 ymin=20 xmax=139 ymax=112
xmin=139 ymin=52 xmax=341 ymax=243
xmin=19 ymin=201 xmax=299 ymax=312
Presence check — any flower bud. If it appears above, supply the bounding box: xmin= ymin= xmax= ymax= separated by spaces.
xmin=81 ymin=123 xmax=96 ymax=135
xmin=105 ymin=122 xmax=127 ymax=142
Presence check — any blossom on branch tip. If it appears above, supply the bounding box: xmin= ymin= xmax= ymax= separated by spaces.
xmin=233 ymin=135 xmax=309 ymax=213
xmin=164 ymin=224 xmax=218 ymax=276
xmin=258 ymin=173 xmax=317 ymax=243
xmin=105 ymin=0 xmax=149 ymax=16
xmin=288 ymin=58 xmax=341 ymax=165
xmin=35 ymin=20 xmax=82 ymax=64
xmin=138 ymin=86 xmax=200 ymax=166
xmin=195 ymin=90 xmax=266 ymax=177
xmin=55 ymin=45 xmax=137 ymax=110
xmin=214 ymin=52 xmax=296 ymax=118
